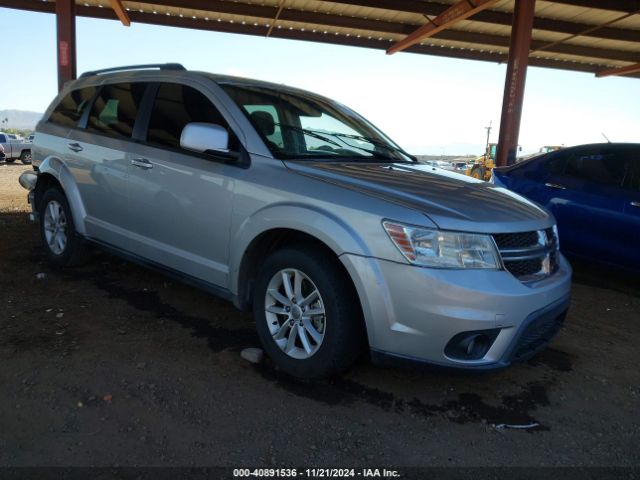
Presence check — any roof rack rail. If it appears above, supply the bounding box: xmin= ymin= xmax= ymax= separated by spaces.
xmin=80 ymin=63 xmax=186 ymax=78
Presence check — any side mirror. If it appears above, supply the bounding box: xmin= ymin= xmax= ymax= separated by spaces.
xmin=180 ymin=122 xmax=229 ymax=154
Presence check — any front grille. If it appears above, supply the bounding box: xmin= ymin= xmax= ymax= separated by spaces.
xmin=493 ymin=231 xmax=538 ymax=250
xmin=505 ymin=258 xmax=543 ymax=277
xmin=492 ymin=228 xmax=559 ymax=283
xmin=511 ymin=311 xmax=565 ymax=362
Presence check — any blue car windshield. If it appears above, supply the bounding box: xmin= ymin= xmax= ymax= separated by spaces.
xmin=219 ymin=82 xmax=415 ymax=163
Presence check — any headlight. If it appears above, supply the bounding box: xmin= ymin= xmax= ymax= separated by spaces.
xmin=383 ymin=221 xmax=501 ymax=269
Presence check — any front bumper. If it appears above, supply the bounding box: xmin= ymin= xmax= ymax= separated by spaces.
xmin=340 ymin=253 xmax=572 ymax=371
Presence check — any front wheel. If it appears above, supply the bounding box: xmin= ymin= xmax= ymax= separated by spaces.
xmin=39 ymin=188 xmax=87 ymax=267
xmin=20 ymin=150 xmax=32 ymax=164
xmin=253 ymin=246 xmax=365 ymax=379
xmin=470 ymin=164 xmax=486 ymax=180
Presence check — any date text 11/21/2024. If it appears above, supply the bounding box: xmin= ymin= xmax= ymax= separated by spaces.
xmin=232 ymin=468 xmax=401 ymax=478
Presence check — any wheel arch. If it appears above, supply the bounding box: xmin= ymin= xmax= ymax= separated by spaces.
xmin=234 ymin=226 xmax=370 ymax=350
xmin=230 ymin=204 xmax=371 ymax=313
xmin=36 ymin=156 xmax=87 ymax=235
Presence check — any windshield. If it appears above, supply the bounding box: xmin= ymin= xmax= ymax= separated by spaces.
xmin=220 ymin=83 xmax=415 ymax=163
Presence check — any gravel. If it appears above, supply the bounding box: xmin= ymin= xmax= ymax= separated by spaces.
xmin=0 ymin=164 xmax=638 ymax=468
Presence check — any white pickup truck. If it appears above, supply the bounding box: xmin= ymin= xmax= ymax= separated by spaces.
xmin=0 ymin=132 xmax=32 ymax=164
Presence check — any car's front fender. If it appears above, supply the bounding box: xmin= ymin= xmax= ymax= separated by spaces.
xmin=228 ymin=202 xmax=374 ymax=296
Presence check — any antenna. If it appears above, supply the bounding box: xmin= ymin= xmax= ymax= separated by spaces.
xmin=601 ymin=132 xmax=611 ymax=143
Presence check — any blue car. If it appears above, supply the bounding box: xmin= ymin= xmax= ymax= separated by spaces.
xmin=492 ymin=143 xmax=640 ymax=272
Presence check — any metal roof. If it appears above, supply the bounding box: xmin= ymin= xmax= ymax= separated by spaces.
xmin=3 ymin=0 xmax=640 ymax=78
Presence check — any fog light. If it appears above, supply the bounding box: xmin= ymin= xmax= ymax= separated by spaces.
xmin=445 ymin=329 xmax=500 ymax=360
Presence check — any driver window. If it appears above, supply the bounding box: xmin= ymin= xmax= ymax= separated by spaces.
xmin=147 ymin=83 xmax=238 ymax=151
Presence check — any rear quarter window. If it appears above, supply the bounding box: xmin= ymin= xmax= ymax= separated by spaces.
xmin=48 ymin=86 xmax=97 ymax=128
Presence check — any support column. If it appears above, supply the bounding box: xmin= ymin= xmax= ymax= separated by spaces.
xmin=56 ymin=0 xmax=77 ymax=91
xmin=496 ymin=0 xmax=536 ymax=167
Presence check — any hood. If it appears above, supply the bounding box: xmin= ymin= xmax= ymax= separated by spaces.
xmin=285 ymin=161 xmax=552 ymax=233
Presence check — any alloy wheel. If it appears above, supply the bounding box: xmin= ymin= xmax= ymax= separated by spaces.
xmin=264 ymin=268 xmax=326 ymax=359
xmin=43 ymin=200 xmax=68 ymax=255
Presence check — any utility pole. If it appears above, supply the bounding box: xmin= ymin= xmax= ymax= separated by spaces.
xmin=484 ymin=121 xmax=492 ymax=156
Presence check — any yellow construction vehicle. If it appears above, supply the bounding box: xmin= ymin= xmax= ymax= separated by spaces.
xmin=540 ymin=145 xmax=563 ymax=154
xmin=466 ymin=142 xmax=497 ymax=181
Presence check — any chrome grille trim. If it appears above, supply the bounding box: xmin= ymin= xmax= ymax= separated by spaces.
xmin=492 ymin=228 xmax=559 ymax=283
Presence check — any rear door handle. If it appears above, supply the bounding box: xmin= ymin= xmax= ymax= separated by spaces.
xmin=68 ymin=142 xmax=83 ymax=152
xmin=631 ymin=201 xmax=640 ymax=208
xmin=131 ymin=158 xmax=153 ymax=169
xmin=545 ymin=182 xmax=566 ymax=190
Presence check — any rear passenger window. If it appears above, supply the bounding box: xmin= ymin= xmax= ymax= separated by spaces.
xmin=48 ymin=87 xmax=97 ymax=128
xmin=147 ymin=83 xmax=238 ymax=151
xmin=87 ymin=83 xmax=146 ymax=139
xmin=564 ymin=151 xmax=628 ymax=187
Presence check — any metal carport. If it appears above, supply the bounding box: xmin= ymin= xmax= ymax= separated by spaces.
xmin=2 ymin=0 xmax=639 ymax=165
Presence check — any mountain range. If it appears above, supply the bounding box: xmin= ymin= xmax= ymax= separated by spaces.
xmin=0 ymin=109 xmax=43 ymax=131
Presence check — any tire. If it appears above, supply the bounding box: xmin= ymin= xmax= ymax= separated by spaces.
xmin=253 ymin=246 xmax=365 ymax=379
xmin=5 ymin=157 xmax=15 ymax=164
xmin=39 ymin=187 xmax=88 ymax=267
xmin=19 ymin=150 xmax=32 ymax=164
xmin=470 ymin=164 xmax=486 ymax=180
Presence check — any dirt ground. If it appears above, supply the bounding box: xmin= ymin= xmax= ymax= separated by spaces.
xmin=0 ymin=164 xmax=639 ymax=471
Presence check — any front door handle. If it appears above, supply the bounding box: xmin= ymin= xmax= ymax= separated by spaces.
xmin=68 ymin=142 xmax=83 ymax=152
xmin=545 ymin=182 xmax=566 ymax=190
xmin=631 ymin=201 xmax=640 ymax=208
xmin=131 ymin=158 xmax=153 ymax=169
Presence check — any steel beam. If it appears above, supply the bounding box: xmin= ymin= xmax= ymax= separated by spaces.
xmin=56 ymin=0 xmax=77 ymax=91
xmin=547 ymin=0 xmax=639 ymax=13
xmin=496 ymin=0 xmax=536 ymax=167
xmin=109 ymin=0 xmax=131 ymax=26
xmin=266 ymin=0 xmax=286 ymax=37
xmin=596 ymin=62 xmax=640 ymax=77
xmin=6 ymin=0 xmax=640 ymax=80
xmin=5 ymin=0 xmax=639 ymax=43
xmin=387 ymin=0 xmax=499 ymax=55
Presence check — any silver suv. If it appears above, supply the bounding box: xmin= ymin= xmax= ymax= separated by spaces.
xmin=20 ymin=64 xmax=571 ymax=378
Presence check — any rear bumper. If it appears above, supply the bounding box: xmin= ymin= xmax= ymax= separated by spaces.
xmin=19 ymin=170 xmax=39 ymax=221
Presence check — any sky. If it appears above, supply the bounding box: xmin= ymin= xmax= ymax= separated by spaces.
xmin=1 ymin=6 xmax=639 ymax=155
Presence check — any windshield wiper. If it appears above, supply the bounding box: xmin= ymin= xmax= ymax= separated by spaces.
xmin=276 ymin=123 xmax=406 ymax=162
xmin=276 ymin=124 xmax=343 ymax=149
xmin=326 ymin=132 xmax=417 ymax=162
xmin=276 ymin=123 xmax=417 ymax=162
